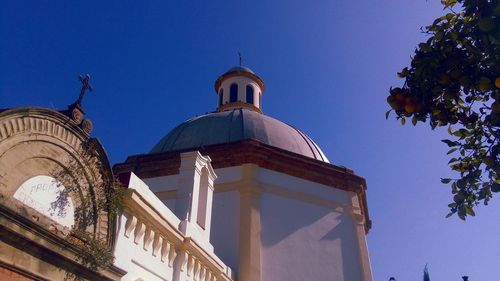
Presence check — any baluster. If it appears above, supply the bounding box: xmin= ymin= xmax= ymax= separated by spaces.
xmin=143 ymin=225 xmax=154 ymax=251
xmin=161 ymin=239 xmax=170 ymax=262
xmin=133 ymin=219 xmax=145 ymax=245
xmin=168 ymin=244 xmax=177 ymax=267
xmin=124 ymin=214 xmax=137 ymax=238
xmin=187 ymin=254 xmax=194 ymax=276
xmin=152 ymin=233 xmax=162 ymax=257
xmin=199 ymin=266 xmax=206 ymax=281
xmin=193 ymin=259 xmax=200 ymax=281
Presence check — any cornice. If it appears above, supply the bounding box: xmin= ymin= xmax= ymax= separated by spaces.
xmin=0 ymin=107 xmax=90 ymax=142
xmin=218 ymin=102 xmax=263 ymax=114
xmin=214 ymin=71 xmax=265 ymax=93
xmin=114 ymin=139 xmax=372 ymax=232
xmin=0 ymin=204 xmax=126 ymax=280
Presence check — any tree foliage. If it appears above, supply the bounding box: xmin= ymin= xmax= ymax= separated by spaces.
xmin=387 ymin=0 xmax=500 ymax=219
xmin=423 ymin=265 xmax=431 ymax=281
xmin=50 ymin=140 xmax=125 ymax=280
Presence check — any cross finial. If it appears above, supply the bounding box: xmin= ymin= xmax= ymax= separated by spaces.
xmin=76 ymin=74 xmax=93 ymax=107
xmin=238 ymin=52 xmax=242 ymax=66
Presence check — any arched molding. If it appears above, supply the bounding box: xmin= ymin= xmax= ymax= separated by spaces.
xmin=0 ymin=107 xmax=115 ymax=245
xmin=0 ymin=108 xmax=89 ymax=144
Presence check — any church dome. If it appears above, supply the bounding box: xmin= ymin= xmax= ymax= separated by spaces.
xmin=225 ymin=66 xmax=255 ymax=74
xmin=150 ymin=108 xmax=329 ymax=163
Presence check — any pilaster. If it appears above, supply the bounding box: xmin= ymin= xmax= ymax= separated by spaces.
xmin=238 ymin=164 xmax=262 ymax=281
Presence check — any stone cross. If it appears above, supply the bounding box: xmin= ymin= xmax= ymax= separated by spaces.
xmin=76 ymin=74 xmax=92 ymax=107
xmin=238 ymin=52 xmax=242 ymax=66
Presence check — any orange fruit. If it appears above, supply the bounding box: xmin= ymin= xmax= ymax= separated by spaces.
xmin=492 ymin=102 xmax=500 ymax=114
xmin=479 ymin=78 xmax=492 ymax=92
xmin=405 ymin=102 xmax=416 ymax=114
xmin=438 ymin=74 xmax=450 ymax=85
xmin=395 ymin=93 xmax=405 ymax=102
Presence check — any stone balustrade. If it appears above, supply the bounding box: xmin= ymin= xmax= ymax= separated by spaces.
xmin=115 ymin=172 xmax=233 ymax=281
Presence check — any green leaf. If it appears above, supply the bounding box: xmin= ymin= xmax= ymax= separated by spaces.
xmin=457 ymin=179 xmax=466 ymax=189
xmin=387 ymin=0 xmax=499 ymax=215
xmin=458 ymin=209 xmax=466 ymax=220
xmin=412 ymin=115 xmax=417 ymax=126
xmin=441 ymin=178 xmax=452 ymax=184
xmin=482 ymin=157 xmax=494 ymax=167
xmin=385 ymin=110 xmax=391 ymax=120
xmin=453 ymin=129 xmax=470 ymax=138
xmin=464 ymin=205 xmax=476 ymax=216
xmin=442 ymin=139 xmax=459 ymax=147
xmin=451 ymin=182 xmax=458 ymax=193
xmin=450 ymin=31 xmax=458 ymax=41
xmin=440 ymin=0 xmax=457 ymax=8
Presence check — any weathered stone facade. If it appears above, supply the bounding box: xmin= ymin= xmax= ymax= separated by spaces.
xmin=0 ymin=107 xmax=124 ymax=280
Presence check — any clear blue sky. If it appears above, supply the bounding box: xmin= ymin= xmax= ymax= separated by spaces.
xmin=1 ymin=1 xmax=499 ymax=280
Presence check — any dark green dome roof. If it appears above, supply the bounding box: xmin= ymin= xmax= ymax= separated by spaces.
xmin=150 ymin=108 xmax=329 ymax=163
xmin=225 ymin=66 xmax=255 ymax=74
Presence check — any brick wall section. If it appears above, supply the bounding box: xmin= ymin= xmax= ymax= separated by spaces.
xmin=0 ymin=266 xmax=35 ymax=281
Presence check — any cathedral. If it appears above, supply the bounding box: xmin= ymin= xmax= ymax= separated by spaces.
xmin=0 ymin=66 xmax=373 ymax=281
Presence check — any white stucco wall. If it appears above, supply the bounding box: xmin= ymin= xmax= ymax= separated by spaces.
xmin=204 ymin=165 xmax=369 ymax=280
xmin=145 ymin=175 xmax=179 ymax=214
xmin=124 ymin=163 xmax=370 ymax=281
xmin=214 ymin=167 xmax=242 ymax=183
xmin=258 ymin=168 xmax=365 ymax=281
xmin=144 ymin=174 xmax=179 ymax=192
xmin=210 ymin=167 xmax=242 ymax=272
xmin=260 ymin=193 xmax=362 ymax=281
xmin=258 ymin=168 xmax=351 ymax=205
xmin=210 ymin=190 xmax=240 ymax=272
xmin=257 ymin=168 xmax=365 ymax=281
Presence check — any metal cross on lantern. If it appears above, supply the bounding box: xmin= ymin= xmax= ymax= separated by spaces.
xmin=75 ymin=74 xmax=93 ymax=107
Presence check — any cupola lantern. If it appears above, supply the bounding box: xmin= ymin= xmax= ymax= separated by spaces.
xmin=214 ymin=66 xmax=265 ymax=113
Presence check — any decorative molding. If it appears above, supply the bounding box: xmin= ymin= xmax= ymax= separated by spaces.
xmin=133 ymin=219 xmax=146 ymax=245
xmin=160 ymin=239 xmax=169 ymax=263
xmin=152 ymin=232 xmax=162 ymax=257
xmin=0 ymin=108 xmax=88 ymax=144
xmin=124 ymin=214 xmax=137 ymax=238
xmin=214 ymin=70 xmax=265 ymax=93
xmin=0 ymin=204 xmax=126 ymax=280
xmin=0 ymin=107 xmax=117 ymax=250
xmin=218 ymin=102 xmax=262 ymax=114
xmin=121 ymin=206 xmax=232 ymax=281
xmin=143 ymin=225 xmax=154 ymax=250
xmin=168 ymin=243 xmax=177 ymax=268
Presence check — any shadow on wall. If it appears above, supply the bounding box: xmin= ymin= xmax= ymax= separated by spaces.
xmin=260 ymin=194 xmax=330 ymax=247
xmin=261 ymin=193 xmax=361 ymax=281
xmin=210 ymin=191 xmax=240 ymax=273
xmin=320 ymin=212 xmax=362 ymax=281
